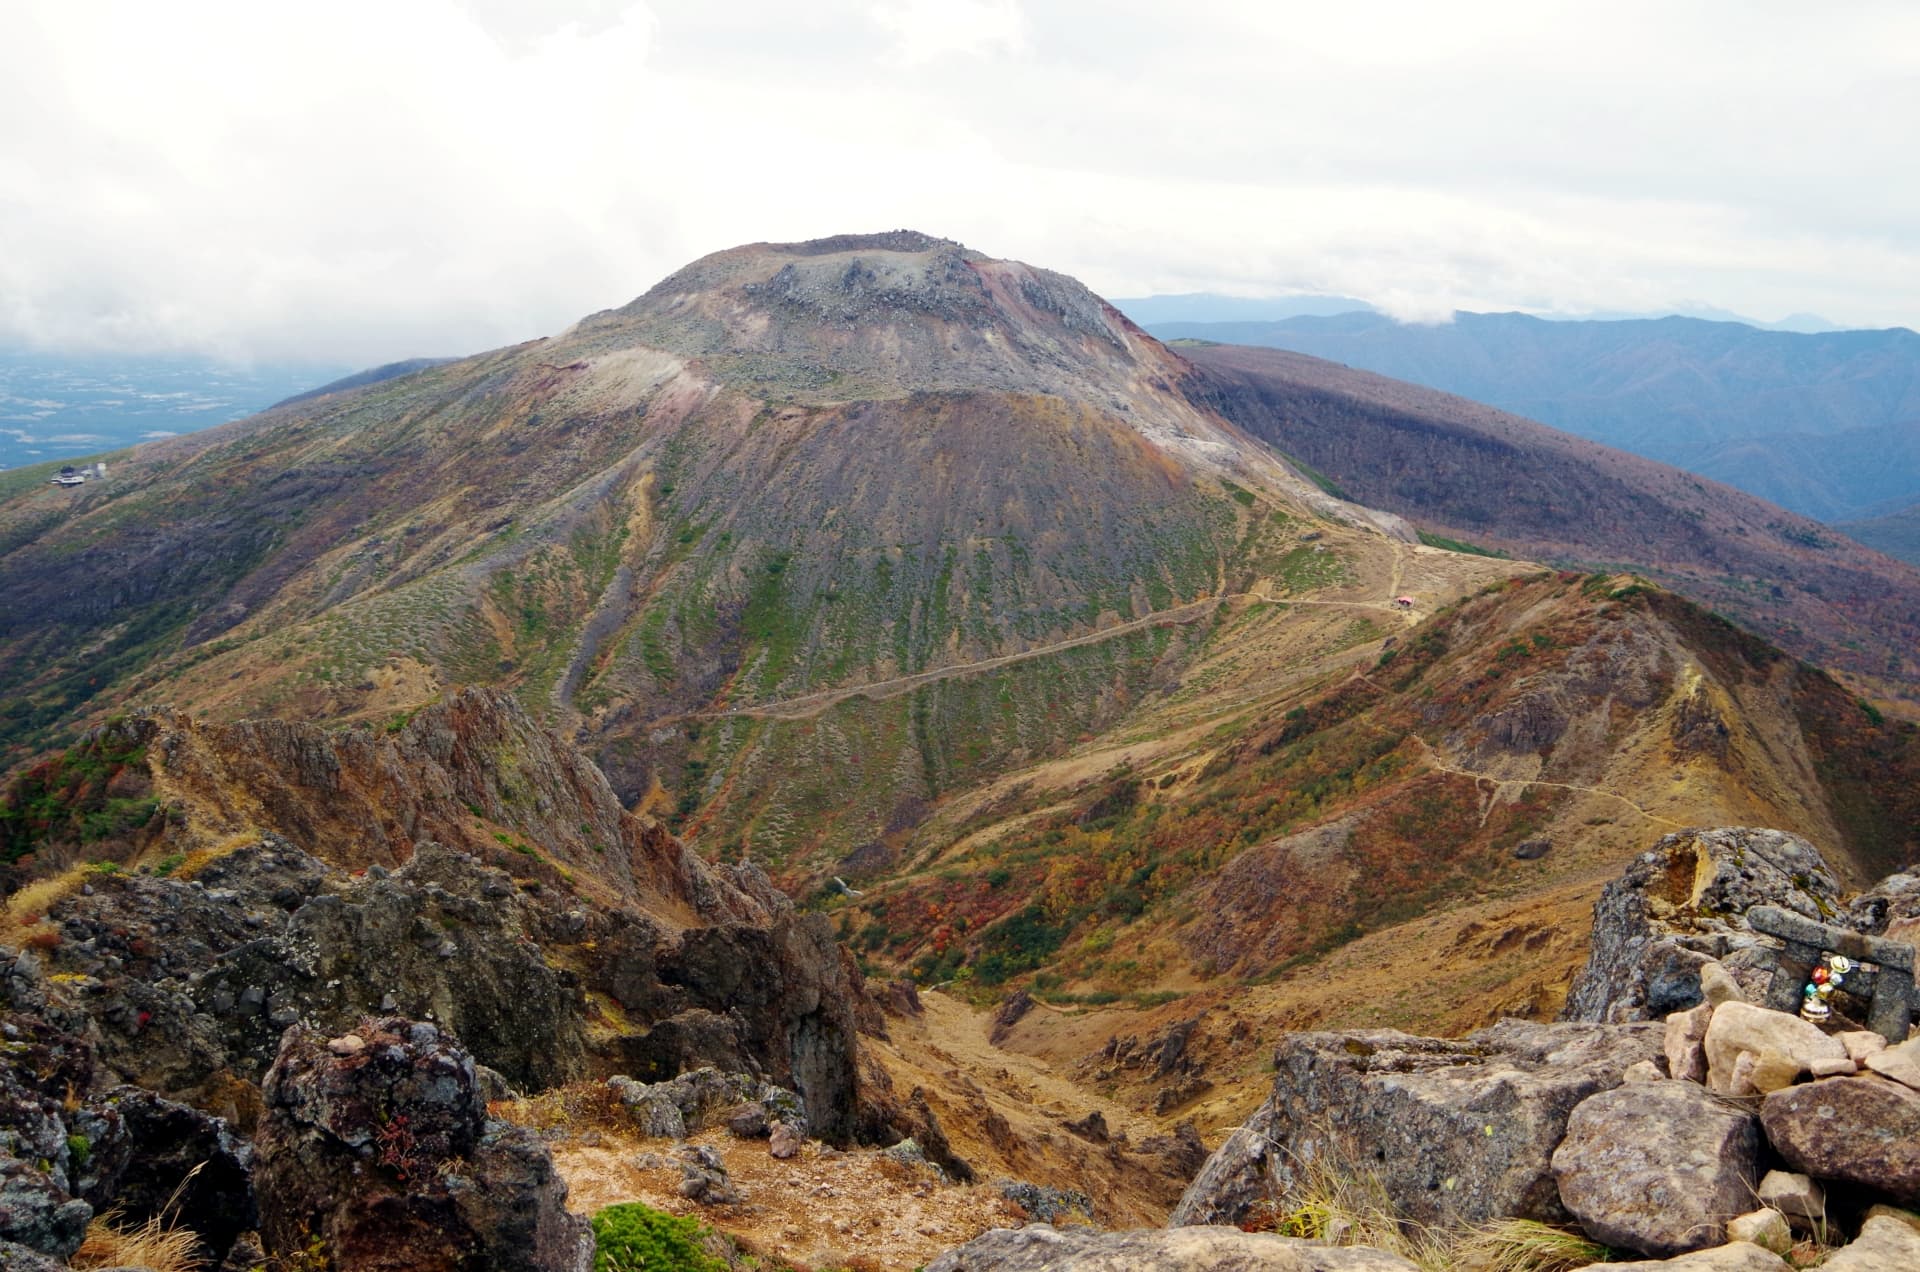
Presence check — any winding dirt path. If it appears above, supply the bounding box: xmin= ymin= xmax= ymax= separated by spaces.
xmin=1409 ymin=736 xmax=1686 ymax=831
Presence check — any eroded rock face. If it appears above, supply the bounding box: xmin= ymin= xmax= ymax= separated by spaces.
xmin=254 ymin=1017 xmax=591 ymax=1272
xmin=1759 ymin=1076 xmax=1920 ymax=1205
xmin=1551 ymin=1081 xmax=1760 ymax=1256
xmin=924 ymin=1224 xmax=1421 ymax=1271
xmin=1170 ymin=1020 xmax=1662 ymax=1229
xmin=1562 ymin=828 xmax=1847 ymax=1025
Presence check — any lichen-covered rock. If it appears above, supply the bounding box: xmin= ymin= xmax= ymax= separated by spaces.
xmin=995 ymin=1180 xmax=1092 ymax=1224
xmin=1551 ymin=1081 xmax=1760 ymax=1256
xmin=1760 ymin=1076 xmax=1920 ymax=1205
xmin=254 ymin=1016 xmax=590 ymax=1271
xmin=925 ymin=1224 xmax=1421 ymax=1271
xmin=0 ymin=1160 xmax=91 ymax=1261
xmin=1171 ymin=1019 xmax=1662 ymax=1229
xmin=1562 ymin=828 xmax=1846 ymax=1025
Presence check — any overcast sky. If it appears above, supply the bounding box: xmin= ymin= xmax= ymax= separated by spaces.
xmin=3 ymin=0 xmax=1917 ymax=365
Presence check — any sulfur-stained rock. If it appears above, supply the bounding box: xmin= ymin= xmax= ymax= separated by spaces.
xmin=1551 ymin=1081 xmax=1761 ymax=1255
xmin=1819 ymin=1214 xmax=1920 ymax=1271
xmin=1760 ymin=1077 xmax=1920 ymax=1206
xmin=924 ymin=1224 xmax=1421 ymax=1270
xmin=1703 ymin=1002 xmax=1847 ymax=1095
xmin=1171 ymin=1020 xmax=1662 ymax=1229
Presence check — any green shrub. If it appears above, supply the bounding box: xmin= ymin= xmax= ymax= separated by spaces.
xmin=590 ymin=1202 xmax=726 ymax=1272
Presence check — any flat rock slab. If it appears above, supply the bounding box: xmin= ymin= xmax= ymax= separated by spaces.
xmin=1760 ymin=1077 xmax=1920 ymax=1206
xmin=924 ymin=1225 xmax=1420 ymax=1271
xmin=1573 ymin=1241 xmax=1790 ymax=1271
xmin=1552 ymin=1081 xmax=1761 ymax=1255
xmin=1863 ymin=1037 xmax=1920 ymax=1091
xmin=1819 ymin=1215 xmax=1920 ymax=1272
xmin=1172 ymin=1020 xmax=1662 ymax=1229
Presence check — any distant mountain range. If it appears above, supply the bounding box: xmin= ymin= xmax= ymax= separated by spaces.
xmin=1113 ymin=292 xmax=1841 ymax=333
xmin=0 ymin=350 xmax=354 ymax=472
xmin=1144 ymin=309 xmax=1920 ymax=533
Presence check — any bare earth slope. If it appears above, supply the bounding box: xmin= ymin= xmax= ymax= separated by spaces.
xmin=1181 ymin=342 xmax=1920 ymax=706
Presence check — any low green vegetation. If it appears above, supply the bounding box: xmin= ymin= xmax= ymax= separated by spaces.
xmin=1417 ymin=530 xmax=1511 ymax=559
xmin=590 ymin=1203 xmax=727 ymax=1272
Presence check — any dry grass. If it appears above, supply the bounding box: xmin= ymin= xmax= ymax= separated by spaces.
xmin=4 ymin=864 xmax=93 ymax=928
xmin=1246 ymin=1143 xmax=1610 ymax=1272
xmin=72 ymin=1210 xmax=204 ymax=1272
xmin=494 ymin=1079 xmax=625 ymax=1133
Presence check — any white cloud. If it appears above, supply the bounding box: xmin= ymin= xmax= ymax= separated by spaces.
xmin=0 ymin=0 xmax=1915 ymax=367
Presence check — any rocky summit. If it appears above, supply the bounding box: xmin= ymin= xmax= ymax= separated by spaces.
xmin=0 ymin=234 xmax=1918 ymax=1269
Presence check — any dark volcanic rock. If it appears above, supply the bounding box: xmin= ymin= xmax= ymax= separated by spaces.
xmin=1171 ymin=1020 xmax=1662 ymax=1229
xmin=254 ymin=1017 xmax=591 ymax=1272
xmin=1561 ymin=827 xmax=1847 ymax=1024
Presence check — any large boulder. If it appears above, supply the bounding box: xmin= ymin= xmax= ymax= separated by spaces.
xmin=1562 ymin=828 xmax=1846 ymax=1024
xmin=1702 ymin=1002 xmax=1848 ymax=1095
xmin=924 ymin=1224 xmax=1421 ymax=1271
xmin=1759 ymin=1076 xmax=1920 ymax=1206
xmin=1551 ymin=1081 xmax=1761 ymax=1256
xmin=254 ymin=1017 xmax=591 ymax=1271
xmin=1572 ymin=1243 xmax=1790 ymax=1270
xmin=1171 ymin=1020 xmax=1662 ymax=1229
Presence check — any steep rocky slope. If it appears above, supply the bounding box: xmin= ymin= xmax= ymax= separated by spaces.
xmin=1180 ymin=343 xmax=1920 ymax=705
xmin=1840 ymin=499 xmax=1920 ymax=567
xmin=0 ymin=690 xmax=872 ymax=1140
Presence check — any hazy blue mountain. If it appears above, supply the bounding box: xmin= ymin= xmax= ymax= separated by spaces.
xmin=1147 ymin=310 xmax=1920 ymax=522
xmin=1110 ymin=292 xmax=1375 ymax=326
xmin=1841 ymin=502 xmax=1920 ymax=566
xmin=0 ymin=350 xmax=354 ymax=471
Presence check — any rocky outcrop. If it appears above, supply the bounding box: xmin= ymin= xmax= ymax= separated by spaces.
xmin=1550 ymin=1081 xmax=1760 ymax=1255
xmin=925 ymin=1224 xmax=1421 ymax=1271
xmin=1702 ymin=1002 xmax=1849 ymax=1095
xmin=254 ymin=1017 xmax=591 ymax=1272
xmin=1561 ymin=828 xmax=1847 ymax=1024
xmin=1171 ymin=1019 xmax=1662 ymax=1229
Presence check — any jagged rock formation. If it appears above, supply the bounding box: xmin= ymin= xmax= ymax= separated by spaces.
xmin=255 ymin=1017 xmax=591 ymax=1271
xmin=1562 ymin=828 xmax=1849 ymax=1024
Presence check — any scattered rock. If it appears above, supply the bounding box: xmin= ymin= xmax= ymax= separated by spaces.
xmin=1761 ymin=1077 xmax=1920 ymax=1205
xmin=1821 ymin=1214 xmax=1920 ymax=1271
xmin=1551 ymin=1080 xmax=1761 ymax=1255
xmin=1063 ymin=1110 xmax=1110 ymax=1143
xmin=1664 ymin=1003 xmax=1713 ymax=1083
xmin=988 ymin=990 xmax=1033 ymax=1047
xmin=726 ymin=1103 xmax=770 ymax=1139
xmin=327 ymin=1033 xmax=366 ymax=1057
xmin=995 ymin=1180 xmax=1093 ymax=1224
xmin=1172 ymin=1020 xmax=1662 ymax=1229
xmin=1623 ymin=1060 xmax=1665 ymax=1083
xmin=1724 ymin=1209 xmax=1791 ymax=1256
xmin=1838 ymin=1031 xmax=1888 ymax=1064
xmin=1703 ymin=1002 xmax=1848 ymax=1095
xmin=1754 ymin=1172 xmax=1824 ymax=1227
xmin=769 ymin=1122 xmax=803 ymax=1159
xmin=1809 ymin=1057 xmax=1857 ymax=1078
xmin=924 ymin=1224 xmax=1421 ymax=1270
xmin=675 ymin=1145 xmax=741 ymax=1205
xmin=1699 ymin=962 xmax=1746 ymax=1007
xmin=1513 ymin=837 xmax=1552 ymax=860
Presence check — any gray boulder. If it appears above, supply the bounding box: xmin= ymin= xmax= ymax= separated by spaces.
xmin=1572 ymin=1243 xmax=1790 ymax=1270
xmin=1562 ymin=828 xmax=1845 ymax=1025
xmin=1551 ymin=1081 xmax=1761 ymax=1256
xmin=1759 ymin=1076 xmax=1920 ymax=1206
xmin=924 ymin=1224 xmax=1420 ymax=1271
xmin=1171 ymin=1019 xmax=1662 ymax=1229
